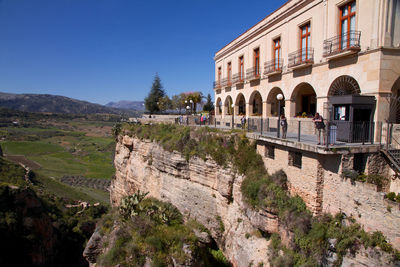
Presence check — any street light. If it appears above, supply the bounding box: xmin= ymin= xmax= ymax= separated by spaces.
xmin=231 ymin=103 xmax=235 ymax=129
xmin=190 ymin=99 xmax=194 ymax=114
xmin=276 ymin=93 xmax=284 ymax=138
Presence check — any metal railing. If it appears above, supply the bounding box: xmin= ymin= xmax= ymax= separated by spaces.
xmin=246 ymin=66 xmax=261 ymax=81
xmin=213 ymin=81 xmax=221 ymax=89
xmin=174 ymin=116 xmax=383 ymax=147
xmin=264 ymin=59 xmax=283 ymax=76
xmin=232 ymin=73 xmax=244 ymax=84
xmin=323 ymin=30 xmax=361 ymax=57
xmin=288 ymin=48 xmax=314 ymax=68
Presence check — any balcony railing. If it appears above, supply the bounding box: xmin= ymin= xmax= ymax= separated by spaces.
xmin=232 ymin=73 xmax=244 ymax=85
xmin=246 ymin=66 xmax=261 ymax=81
xmin=288 ymin=48 xmax=314 ymax=68
xmin=323 ymin=31 xmax=361 ymax=57
xmin=264 ymin=59 xmax=284 ymax=76
xmin=213 ymin=81 xmax=221 ymax=89
xmin=220 ymin=78 xmax=228 ymax=88
xmin=225 ymin=77 xmax=232 ymax=87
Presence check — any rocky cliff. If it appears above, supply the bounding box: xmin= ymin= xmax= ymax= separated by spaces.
xmin=109 ymin=132 xmax=400 ymax=267
xmin=111 ymin=135 xmax=274 ymax=266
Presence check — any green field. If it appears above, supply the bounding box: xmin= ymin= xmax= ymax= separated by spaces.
xmin=0 ymin=114 xmax=117 ymax=205
xmin=1 ymin=133 xmax=115 ymax=179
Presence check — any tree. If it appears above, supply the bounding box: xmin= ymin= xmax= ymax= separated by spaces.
xmin=203 ymin=94 xmax=214 ymax=112
xmin=144 ymin=74 xmax=166 ymax=113
xmin=158 ymin=95 xmax=172 ymax=112
xmin=182 ymin=91 xmax=203 ymax=113
xmin=172 ymin=94 xmax=185 ymax=114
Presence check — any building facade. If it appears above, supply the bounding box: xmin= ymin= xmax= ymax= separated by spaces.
xmin=213 ymin=0 xmax=400 ymax=128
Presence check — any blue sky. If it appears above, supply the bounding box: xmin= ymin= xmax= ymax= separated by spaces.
xmin=0 ymin=0 xmax=286 ymax=105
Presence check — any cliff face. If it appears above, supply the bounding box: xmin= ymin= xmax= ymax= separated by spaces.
xmin=111 ymin=135 xmax=276 ymax=266
xmin=110 ymin=134 xmax=399 ymax=267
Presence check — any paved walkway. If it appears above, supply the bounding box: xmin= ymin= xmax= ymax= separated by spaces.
xmin=193 ymin=123 xmax=376 ymax=148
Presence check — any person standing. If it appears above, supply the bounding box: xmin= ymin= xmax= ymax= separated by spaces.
xmin=312 ymin=113 xmax=326 ymax=145
xmin=240 ymin=115 xmax=246 ymax=129
xmin=280 ymin=114 xmax=288 ymax=139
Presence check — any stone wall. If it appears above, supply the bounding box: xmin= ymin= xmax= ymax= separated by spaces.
xmin=257 ymin=143 xmax=323 ymax=213
xmin=322 ymin=163 xmax=400 ymax=250
xmin=257 ymin=141 xmax=400 ymax=250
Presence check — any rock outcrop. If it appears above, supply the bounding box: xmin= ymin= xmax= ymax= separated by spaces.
xmin=109 ymin=134 xmax=400 ymax=267
xmin=111 ymin=135 xmax=274 ymax=266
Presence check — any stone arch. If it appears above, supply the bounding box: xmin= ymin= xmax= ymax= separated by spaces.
xmin=328 ymin=75 xmax=361 ymax=96
xmin=249 ymin=90 xmax=263 ymax=116
xmin=389 ymin=77 xmax=400 ymax=123
xmin=266 ymin=87 xmax=285 ymax=117
xmin=235 ymin=93 xmax=246 ymax=115
xmin=224 ymin=95 xmax=233 ymax=115
xmin=216 ymin=97 xmax=222 ymax=115
xmin=290 ymin=82 xmax=317 ymax=117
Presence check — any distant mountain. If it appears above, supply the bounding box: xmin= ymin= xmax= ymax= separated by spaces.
xmin=0 ymin=92 xmax=139 ymax=116
xmin=105 ymin=100 xmax=145 ymax=110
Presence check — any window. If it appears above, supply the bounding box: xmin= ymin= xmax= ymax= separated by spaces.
xmin=265 ymin=145 xmax=275 ymax=159
xmin=300 ymin=23 xmax=311 ymax=61
xmin=227 ymin=62 xmax=232 ymax=85
xmin=239 ymin=56 xmax=244 ymax=82
xmin=253 ymin=48 xmax=260 ymax=76
xmin=289 ymin=151 xmax=302 ymax=168
xmin=273 ymin=38 xmax=281 ymax=71
xmin=340 ymin=1 xmax=356 ymax=49
xmin=218 ymin=67 xmax=221 ymax=86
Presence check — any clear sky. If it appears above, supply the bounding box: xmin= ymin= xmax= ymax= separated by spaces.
xmin=0 ymin=0 xmax=287 ymax=105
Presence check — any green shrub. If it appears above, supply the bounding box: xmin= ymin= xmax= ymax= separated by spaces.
xmin=387 ymin=192 xmax=396 ymax=201
xmin=341 ymin=168 xmax=359 ymax=184
xmin=366 ymin=174 xmax=388 ymax=190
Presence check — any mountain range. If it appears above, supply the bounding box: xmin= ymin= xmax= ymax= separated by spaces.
xmin=105 ymin=100 xmax=145 ymax=110
xmin=0 ymin=92 xmax=143 ymax=116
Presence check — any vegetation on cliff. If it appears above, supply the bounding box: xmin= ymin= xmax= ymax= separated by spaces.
xmin=0 ymin=157 xmax=108 ymax=266
xmin=96 ymin=192 xmax=230 ymax=266
xmin=120 ymin=123 xmax=400 ymax=266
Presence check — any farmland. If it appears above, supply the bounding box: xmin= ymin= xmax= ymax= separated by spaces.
xmin=0 ymin=109 xmax=120 ymax=204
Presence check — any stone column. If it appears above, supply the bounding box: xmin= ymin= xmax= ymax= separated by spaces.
xmin=234 ymin=104 xmax=239 ymax=116
xmin=246 ymin=102 xmax=251 ymax=118
xmin=286 ymin=99 xmax=295 ymax=118
xmin=266 ymin=102 xmax=272 ymax=117
xmin=262 ymin=101 xmax=268 ymax=118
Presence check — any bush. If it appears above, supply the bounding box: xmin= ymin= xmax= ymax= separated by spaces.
xmin=387 ymin=192 xmax=396 ymax=201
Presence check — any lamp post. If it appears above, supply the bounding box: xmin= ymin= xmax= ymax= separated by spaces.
xmin=186 ymin=105 xmax=190 ymax=125
xmin=231 ymin=103 xmax=235 ymax=129
xmin=190 ymin=99 xmax=194 ymax=114
xmin=276 ymin=93 xmax=284 ymax=138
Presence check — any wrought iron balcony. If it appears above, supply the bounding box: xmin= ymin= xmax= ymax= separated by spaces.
xmin=246 ymin=66 xmax=261 ymax=81
xmin=213 ymin=81 xmax=221 ymax=89
xmin=220 ymin=78 xmax=228 ymax=88
xmin=224 ymin=77 xmax=233 ymax=87
xmin=288 ymin=48 xmax=314 ymax=68
xmin=232 ymin=73 xmax=244 ymax=85
xmin=323 ymin=31 xmax=361 ymax=58
xmin=264 ymin=59 xmax=284 ymax=76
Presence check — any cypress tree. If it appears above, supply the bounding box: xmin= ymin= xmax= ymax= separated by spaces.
xmin=144 ymin=74 xmax=166 ymax=113
xmin=203 ymin=93 xmax=214 ymax=112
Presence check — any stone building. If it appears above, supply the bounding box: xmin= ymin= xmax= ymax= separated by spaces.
xmin=212 ymin=0 xmax=400 ymax=248
xmin=214 ymin=0 xmax=400 ymax=126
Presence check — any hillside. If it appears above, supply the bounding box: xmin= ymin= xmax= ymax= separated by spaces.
xmin=0 ymin=92 xmax=140 ymax=116
xmin=105 ymin=100 xmax=145 ymax=110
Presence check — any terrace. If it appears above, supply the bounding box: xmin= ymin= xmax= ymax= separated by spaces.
xmin=179 ymin=115 xmax=399 ymax=161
